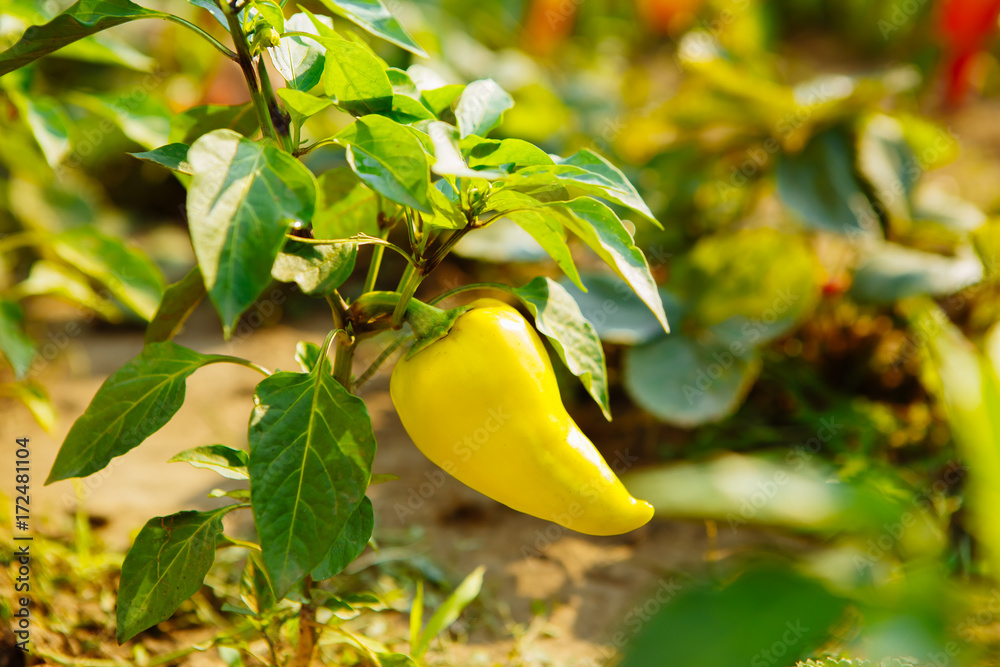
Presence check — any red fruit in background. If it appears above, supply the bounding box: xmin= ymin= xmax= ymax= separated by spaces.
xmin=938 ymin=0 xmax=1000 ymax=106
xmin=522 ymin=0 xmax=578 ymax=57
xmin=635 ymin=0 xmax=705 ymax=35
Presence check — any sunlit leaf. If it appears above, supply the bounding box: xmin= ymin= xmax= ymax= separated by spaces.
xmin=169 ymin=444 xmax=249 ymax=480
xmin=455 ymin=79 xmax=513 ymax=139
xmin=316 ymin=0 xmax=427 ymax=57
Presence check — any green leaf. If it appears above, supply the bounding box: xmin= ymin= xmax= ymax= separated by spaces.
xmin=427 ymin=121 xmax=502 ymax=179
xmin=503 ymin=208 xmax=584 ymax=290
xmin=255 ymin=0 xmax=284 ymax=33
xmin=335 ymin=116 xmax=432 ymax=213
xmin=169 ymin=444 xmax=249 ymax=480
xmin=73 ymin=90 xmax=170 ymax=150
xmin=116 ymin=507 xmax=231 ymax=642
xmin=240 ymin=551 xmax=276 ymax=615
xmin=319 ymin=35 xmax=393 ymax=116
xmin=851 ymin=243 xmax=983 ymax=303
xmin=311 ymin=496 xmax=374 ymax=580
xmin=463 ymin=136 xmax=553 ymax=170
xmin=169 ymin=104 xmax=259 ymax=145
xmin=313 ymin=168 xmax=383 ymax=239
xmin=271 ymin=239 xmax=357 ymax=295
xmin=454 ymin=80 xmax=513 ymax=139
xmin=410 ymin=580 xmax=424 ymax=651
xmin=420 ymin=84 xmax=465 ymax=117
xmin=675 ymin=227 xmax=819 ymax=327
xmin=552 ymin=198 xmax=668 ymax=333
xmin=777 ymin=128 xmax=879 ymax=235
xmin=0 ymin=0 xmax=169 ymax=77
xmin=620 ymin=568 xmax=846 ymax=667
xmin=47 ymin=342 xmax=225 ymax=482
xmin=249 ymin=357 xmax=377 ymax=597
xmin=558 ymin=275 xmax=680 ymax=346
xmin=413 ymin=566 xmax=485 ymax=659
xmin=144 ymin=266 xmax=206 ymax=344
xmin=316 ymin=0 xmax=427 ymax=57
xmin=130 ymin=143 xmax=192 ymax=174
xmin=857 ymin=114 xmax=917 ymax=227
xmin=185 ymin=0 xmax=227 ymax=26
xmin=21 ymin=96 xmax=72 ymax=166
xmin=513 ymin=277 xmax=610 ymax=420
xmin=0 ymin=300 xmax=36 ymax=380
xmin=12 ymin=261 xmax=120 ymax=322
xmin=1 ymin=381 xmax=57 ymax=433
xmin=385 ymin=94 xmax=436 ymax=124
xmin=294 ymin=341 xmax=322 ymax=372
xmin=623 ymin=331 xmax=761 ymax=427
xmin=186 ymin=129 xmax=316 ymax=336
xmin=508 ymin=149 xmax=657 ymax=225
xmin=276 ymin=89 xmax=334 ymax=128
xmin=269 ymin=13 xmax=329 ymax=91
xmin=51 ymin=227 xmax=166 ymax=321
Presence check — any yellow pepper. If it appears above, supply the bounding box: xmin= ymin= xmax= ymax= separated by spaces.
xmin=390 ymin=298 xmax=654 ymax=536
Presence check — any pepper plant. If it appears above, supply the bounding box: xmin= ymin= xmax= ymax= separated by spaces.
xmin=0 ymin=0 xmax=668 ymax=661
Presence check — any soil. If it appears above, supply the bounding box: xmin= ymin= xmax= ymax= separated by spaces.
xmin=0 ymin=299 xmax=794 ymax=666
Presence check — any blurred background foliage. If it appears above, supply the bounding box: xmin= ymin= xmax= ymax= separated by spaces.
xmin=4 ymin=0 xmax=1000 ymax=664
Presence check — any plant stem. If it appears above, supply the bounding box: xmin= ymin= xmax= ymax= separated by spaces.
xmin=391 ymin=263 xmax=423 ymax=329
xmin=355 ymin=334 xmax=412 ymax=390
xmin=362 ymin=229 xmax=390 ymax=293
xmin=257 ymin=57 xmax=293 ymax=151
xmin=292 ymin=233 xmax=417 ymax=267
xmin=423 ymin=224 xmax=474 ymax=273
xmin=223 ymin=8 xmax=281 ymax=144
xmin=429 ymin=281 xmax=514 ymax=305
xmin=334 ymin=333 xmax=356 ymax=391
xmin=293 ymin=575 xmax=317 ymax=667
xmin=163 ymin=15 xmax=238 ymax=60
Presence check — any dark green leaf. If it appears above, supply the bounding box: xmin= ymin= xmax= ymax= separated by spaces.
xmin=51 ymin=226 xmax=166 ymax=321
xmin=319 ymin=35 xmax=393 ymax=116
xmin=249 ymin=357 xmax=376 ymax=596
xmin=271 ymin=240 xmax=357 ymax=295
xmin=186 ymin=129 xmax=316 ymax=336
xmin=169 ymin=444 xmax=249 ymax=480
xmin=315 ymin=0 xmax=427 ymax=57
xmin=312 ymin=496 xmax=374 ymax=579
xmin=552 ymin=198 xmax=668 ymax=333
xmin=144 ymin=266 xmax=206 ymax=344
xmin=623 ymin=331 xmax=761 ymax=427
xmin=116 ymin=507 xmax=231 ymax=642
xmin=777 ymin=128 xmax=880 ymax=235
xmin=269 ymin=13 xmax=329 ymax=91
xmin=513 ymin=277 xmax=610 ymax=419
xmin=336 ymin=116 xmax=432 ymax=213
xmin=0 ymin=0 xmax=169 ymax=77
xmin=47 ymin=342 xmax=225 ymax=482
xmin=0 ymin=300 xmax=36 ymax=380
xmin=454 ymin=79 xmax=513 ymax=139
xmin=130 ymin=143 xmax=192 ymax=174
xmin=620 ymin=569 xmax=846 ymax=667
xmin=385 ymin=94 xmax=436 ymax=124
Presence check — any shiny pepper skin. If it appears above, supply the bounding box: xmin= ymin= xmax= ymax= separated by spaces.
xmin=390 ymin=299 xmax=654 ymax=536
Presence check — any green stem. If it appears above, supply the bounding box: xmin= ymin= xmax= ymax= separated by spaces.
xmin=257 ymin=56 xmax=293 ymax=151
xmin=429 ymin=282 xmax=515 ymax=305
xmin=333 ymin=334 xmax=356 ymax=391
xmin=292 ymin=233 xmax=417 ymax=267
xmin=391 ymin=263 xmax=422 ymax=329
xmin=163 ymin=15 xmax=238 ymax=60
xmin=424 ymin=225 xmax=474 ymax=273
xmin=362 ymin=228 xmax=390 ymax=293
xmin=205 ymin=356 xmax=270 ymax=376
xmin=351 ymin=291 xmax=452 ymax=340
xmin=355 ymin=334 xmax=412 ymax=390
xmin=223 ymin=8 xmax=281 ymax=144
